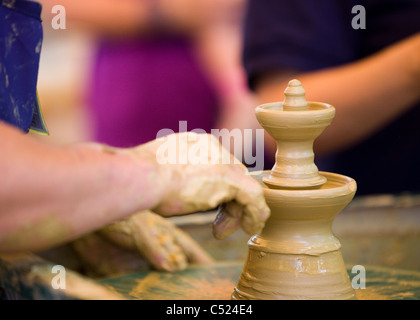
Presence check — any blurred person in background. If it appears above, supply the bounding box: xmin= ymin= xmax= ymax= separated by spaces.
xmin=231 ymin=0 xmax=420 ymax=195
xmin=40 ymin=0 xmax=253 ymax=148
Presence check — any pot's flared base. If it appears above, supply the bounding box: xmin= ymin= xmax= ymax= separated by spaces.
xmin=232 ymin=249 xmax=355 ymax=300
xmin=232 ymin=171 xmax=357 ymax=300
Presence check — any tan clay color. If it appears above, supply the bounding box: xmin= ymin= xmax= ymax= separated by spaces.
xmin=232 ymin=80 xmax=357 ymax=300
xmin=256 ymin=80 xmax=335 ymax=189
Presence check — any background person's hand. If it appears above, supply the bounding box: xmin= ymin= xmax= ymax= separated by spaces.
xmin=129 ymin=132 xmax=270 ymax=240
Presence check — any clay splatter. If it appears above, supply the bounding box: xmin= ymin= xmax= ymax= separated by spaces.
xmin=129 ymin=272 xmax=235 ymax=300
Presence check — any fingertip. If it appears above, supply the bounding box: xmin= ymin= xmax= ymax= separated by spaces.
xmin=240 ymin=201 xmax=270 ymax=235
xmin=212 ymin=211 xmax=241 ymax=240
xmin=260 ymin=203 xmax=271 ymax=221
xmin=212 ymin=220 xmax=239 ymax=240
xmin=212 ymin=228 xmax=227 ymax=240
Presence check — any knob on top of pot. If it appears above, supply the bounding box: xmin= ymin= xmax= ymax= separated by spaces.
xmin=283 ymin=79 xmax=308 ymax=111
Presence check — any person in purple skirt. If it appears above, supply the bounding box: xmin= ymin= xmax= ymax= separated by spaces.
xmin=41 ymin=0 xmax=250 ymax=148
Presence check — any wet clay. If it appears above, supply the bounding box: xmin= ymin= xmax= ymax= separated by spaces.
xmin=232 ymin=80 xmax=357 ymax=300
xmin=71 ymin=210 xmax=214 ymax=276
xmin=129 ymin=272 xmax=235 ymax=300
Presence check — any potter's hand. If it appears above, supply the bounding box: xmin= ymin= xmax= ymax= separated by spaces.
xmin=100 ymin=210 xmax=214 ymax=272
xmin=129 ymin=132 xmax=270 ymax=240
xmin=71 ymin=232 xmax=149 ymax=277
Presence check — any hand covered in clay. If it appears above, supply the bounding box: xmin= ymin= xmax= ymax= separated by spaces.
xmin=100 ymin=210 xmax=214 ymax=271
xmin=72 ymin=210 xmax=213 ymax=275
xmin=129 ymin=132 xmax=270 ymax=240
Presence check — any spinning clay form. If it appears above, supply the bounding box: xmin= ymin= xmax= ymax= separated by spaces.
xmin=232 ymin=80 xmax=357 ymax=300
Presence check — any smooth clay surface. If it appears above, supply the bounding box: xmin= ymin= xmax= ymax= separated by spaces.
xmin=255 ymin=80 xmax=335 ymax=189
xmin=232 ymin=171 xmax=357 ymax=300
xmin=233 ymin=80 xmax=358 ymax=300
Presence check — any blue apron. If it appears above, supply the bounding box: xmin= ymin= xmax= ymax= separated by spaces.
xmin=0 ymin=0 xmax=47 ymax=134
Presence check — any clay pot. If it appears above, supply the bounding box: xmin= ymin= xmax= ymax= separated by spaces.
xmin=232 ymin=171 xmax=357 ymax=300
xmin=255 ymin=100 xmax=335 ymax=189
xmin=233 ymin=80 xmax=357 ymax=299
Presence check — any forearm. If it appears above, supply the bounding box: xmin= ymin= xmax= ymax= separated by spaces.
xmin=256 ymin=33 xmax=420 ymax=155
xmin=0 ymin=123 xmax=165 ymax=253
xmin=40 ymin=0 xmax=154 ymax=36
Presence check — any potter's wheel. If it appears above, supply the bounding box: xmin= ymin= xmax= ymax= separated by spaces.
xmin=98 ymin=261 xmax=420 ymax=300
xmin=1 ymin=254 xmax=420 ymax=300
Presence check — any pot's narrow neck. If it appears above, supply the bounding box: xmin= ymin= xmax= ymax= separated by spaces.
xmin=252 ymin=214 xmax=340 ymax=255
